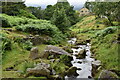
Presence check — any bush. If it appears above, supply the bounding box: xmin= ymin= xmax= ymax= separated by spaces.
xmin=14 ymin=37 xmax=33 ymax=50
xmin=22 ymin=40 xmax=33 ymax=50
xmin=15 ymin=23 xmax=58 ymax=36
xmin=0 ymin=14 xmax=66 ymax=44
xmin=0 ymin=33 xmax=12 ymax=55
xmin=18 ymin=9 xmax=37 ymax=19
xmin=20 ymin=61 xmax=35 ymax=74
xmin=95 ymin=26 xmax=118 ymax=38
xmin=0 ymin=16 xmax=11 ymax=27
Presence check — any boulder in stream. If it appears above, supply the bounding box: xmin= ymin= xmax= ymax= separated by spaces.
xmin=75 ymin=49 xmax=86 ymax=59
xmin=92 ymin=60 xmax=101 ymax=76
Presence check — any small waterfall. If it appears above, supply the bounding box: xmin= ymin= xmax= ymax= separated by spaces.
xmin=65 ymin=38 xmax=96 ymax=80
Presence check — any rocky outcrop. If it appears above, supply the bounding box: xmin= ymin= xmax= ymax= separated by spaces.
xmin=26 ymin=63 xmax=51 ymax=77
xmin=29 ymin=47 xmax=39 ymax=60
xmin=99 ymin=70 xmax=118 ymax=79
xmin=75 ymin=49 xmax=86 ymax=59
xmin=43 ymin=45 xmax=71 ymax=58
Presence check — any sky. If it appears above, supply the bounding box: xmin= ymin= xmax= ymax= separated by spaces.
xmin=24 ymin=0 xmax=88 ymax=10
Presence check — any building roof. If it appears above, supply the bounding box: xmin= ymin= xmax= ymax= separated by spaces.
xmin=79 ymin=7 xmax=89 ymax=11
xmin=57 ymin=0 xmax=68 ymax=2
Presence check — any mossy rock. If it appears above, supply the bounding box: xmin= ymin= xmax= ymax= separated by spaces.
xmin=99 ymin=70 xmax=119 ymax=79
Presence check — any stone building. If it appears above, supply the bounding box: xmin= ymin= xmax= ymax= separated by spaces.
xmin=79 ymin=7 xmax=90 ymax=16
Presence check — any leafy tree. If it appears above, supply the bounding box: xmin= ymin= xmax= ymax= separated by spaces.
xmin=2 ymin=2 xmax=26 ymax=16
xmin=43 ymin=5 xmax=55 ymax=20
xmin=49 ymin=2 xmax=79 ymax=32
xmin=27 ymin=6 xmax=44 ymax=19
xmin=51 ymin=8 xmax=71 ymax=32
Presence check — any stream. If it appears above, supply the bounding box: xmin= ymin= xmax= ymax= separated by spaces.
xmin=65 ymin=38 xmax=100 ymax=80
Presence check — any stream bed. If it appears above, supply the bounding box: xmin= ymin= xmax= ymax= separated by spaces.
xmin=65 ymin=38 xmax=101 ymax=80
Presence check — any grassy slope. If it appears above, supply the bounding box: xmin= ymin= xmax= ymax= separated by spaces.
xmin=1 ymin=29 xmax=48 ymax=78
xmin=71 ymin=15 xmax=119 ymax=77
xmin=1 ymin=14 xmax=68 ymax=78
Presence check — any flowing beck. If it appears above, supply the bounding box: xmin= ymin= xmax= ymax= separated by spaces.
xmin=65 ymin=38 xmax=95 ymax=80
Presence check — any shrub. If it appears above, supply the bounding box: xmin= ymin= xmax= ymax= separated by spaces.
xmin=14 ymin=37 xmax=33 ymax=50
xmin=0 ymin=33 xmax=12 ymax=55
xmin=95 ymin=26 xmax=118 ymax=38
xmin=0 ymin=16 xmax=11 ymax=27
xmin=22 ymin=40 xmax=33 ymax=50
xmin=20 ymin=61 xmax=35 ymax=74
xmin=15 ymin=23 xmax=58 ymax=36
xmin=18 ymin=9 xmax=37 ymax=19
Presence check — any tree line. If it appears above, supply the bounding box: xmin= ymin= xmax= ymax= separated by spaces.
xmin=1 ymin=1 xmax=79 ymax=32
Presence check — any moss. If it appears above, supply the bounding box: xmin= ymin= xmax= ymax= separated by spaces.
xmin=36 ymin=44 xmax=47 ymax=57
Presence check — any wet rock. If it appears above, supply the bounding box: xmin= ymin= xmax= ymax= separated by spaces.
xmin=65 ymin=66 xmax=79 ymax=77
xmin=29 ymin=47 xmax=39 ymax=60
xmin=72 ymin=46 xmax=80 ymax=49
xmin=99 ymin=70 xmax=119 ymax=79
xmin=86 ymin=39 xmax=91 ymax=43
xmin=92 ymin=60 xmax=101 ymax=76
xmin=76 ymin=49 xmax=86 ymax=59
xmin=77 ymin=68 xmax=82 ymax=70
xmin=78 ymin=61 xmax=82 ymax=64
xmin=26 ymin=63 xmax=51 ymax=77
xmin=88 ymin=76 xmax=92 ymax=79
xmin=50 ymin=59 xmax=55 ymax=63
xmin=43 ymin=45 xmax=71 ymax=58
xmin=92 ymin=60 xmax=101 ymax=66
xmin=51 ymin=69 xmax=56 ymax=75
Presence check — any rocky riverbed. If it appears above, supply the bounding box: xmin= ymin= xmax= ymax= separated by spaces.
xmin=65 ymin=38 xmax=101 ymax=80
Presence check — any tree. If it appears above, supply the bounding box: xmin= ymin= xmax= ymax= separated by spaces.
xmin=51 ymin=8 xmax=71 ymax=32
xmin=43 ymin=5 xmax=55 ymax=20
xmin=2 ymin=2 xmax=26 ymax=16
xmin=27 ymin=6 xmax=44 ymax=19
xmin=50 ymin=1 xmax=79 ymax=32
xmin=85 ymin=2 xmax=120 ymax=25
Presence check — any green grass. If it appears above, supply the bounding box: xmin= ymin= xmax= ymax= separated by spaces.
xmin=91 ymin=31 xmax=119 ymax=70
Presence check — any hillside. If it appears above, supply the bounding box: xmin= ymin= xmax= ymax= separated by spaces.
xmin=1 ymin=1 xmax=120 ymax=79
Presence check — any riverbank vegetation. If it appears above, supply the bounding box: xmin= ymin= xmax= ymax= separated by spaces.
xmin=1 ymin=0 xmax=120 ymax=79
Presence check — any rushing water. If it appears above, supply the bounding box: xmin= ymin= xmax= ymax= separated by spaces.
xmin=65 ymin=38 xmax=97 ymax=80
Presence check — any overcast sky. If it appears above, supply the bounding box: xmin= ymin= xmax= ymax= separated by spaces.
xmin=24 ymin=0 xmax=88 ymax=10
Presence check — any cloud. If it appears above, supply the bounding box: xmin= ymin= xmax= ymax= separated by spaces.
xmin=24 ymin=0 xmax=87 ymax=9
